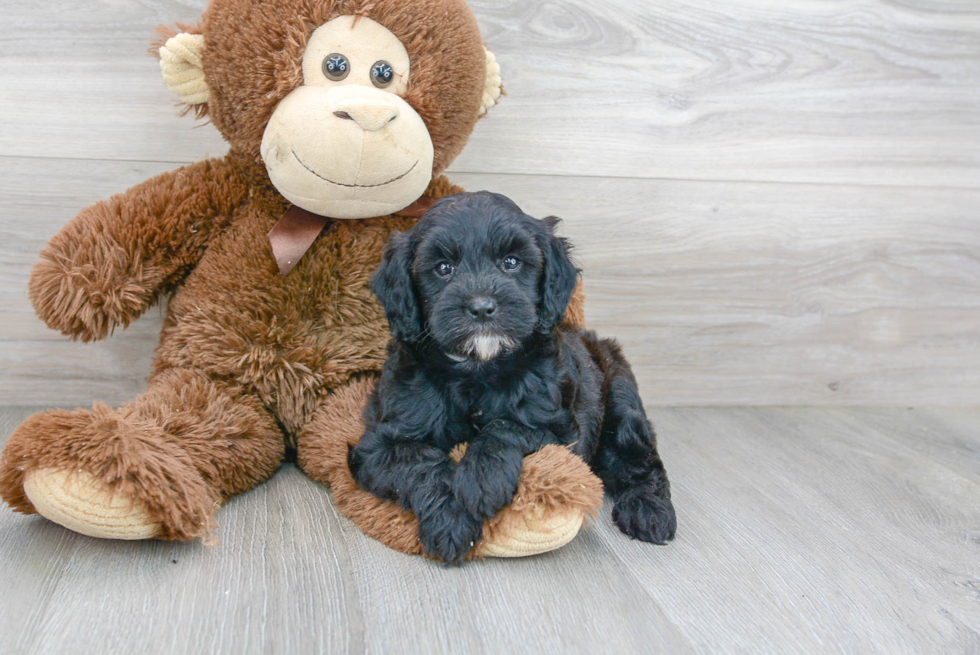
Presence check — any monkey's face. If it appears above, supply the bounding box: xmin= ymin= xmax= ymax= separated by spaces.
xmin=160 ymin=0 xmax=498 ymax=216
xmin=260 ymin=16 xmax=434 ymax=219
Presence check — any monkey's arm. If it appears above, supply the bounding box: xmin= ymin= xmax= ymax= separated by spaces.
xmin=29 ymin=156 xmax=248 ymax=342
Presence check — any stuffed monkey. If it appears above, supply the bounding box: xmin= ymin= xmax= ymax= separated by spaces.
xmin=0 ymin=0 xmax=602 ymax=560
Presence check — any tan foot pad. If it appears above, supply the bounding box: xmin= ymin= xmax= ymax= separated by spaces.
xmin=480 ymin=507 xmax=585 ymax=558
xmin=23 ymin=468 xmax=160 ymax=540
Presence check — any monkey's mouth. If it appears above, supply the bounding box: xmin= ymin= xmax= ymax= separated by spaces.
xmin=292 ymin=151 xmax=418 ymax=188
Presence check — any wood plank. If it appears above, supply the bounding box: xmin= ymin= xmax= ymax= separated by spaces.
xmin=824 ymin=407 xmax=980 ymax=483
xmin=0 ymin=0 xmax=226 ymax=164
xmin=336 ymin=510 xmax=694 ymax=653
xmin=2 ymin=407 xmax=978 ymax=653
xmin=0 ymin=158 xmax=174 ymax=406
xmin=3 ymin=158 xmax=977 ymax=406
xmin=4 ymin=467 xmax=364 ymax=654
xmin=1 ymin=0 xmax=978 ymax=187
xmin=597 ymin=407 xmax=980 ymax=653
xmin=466 ymin=173 xmax=980 ymax=406
xmin=0 ymin=407 xmax=59 ymax=654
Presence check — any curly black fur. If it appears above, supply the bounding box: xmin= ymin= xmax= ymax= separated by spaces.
xmin=349 ymin=192 xmax=676 ymax=563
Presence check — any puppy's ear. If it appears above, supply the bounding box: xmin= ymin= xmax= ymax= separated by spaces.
xmin=372 ymin=231 xmax=423 ymax=342
xmin=537 ymin=217 xmax=580 ymax=332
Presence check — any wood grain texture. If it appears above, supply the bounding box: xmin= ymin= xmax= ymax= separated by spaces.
xmin=465 ymin=174 xmax=980 ymax=405
xmin=2 ymin=406 xmax=978 ymax=653
xmin=596 ymin=406 xmax=980 ymax=653
xmin=3 ymin=158 xmax=977 ymax=406
xmin=1 ymin=0 xmax=978 ymax=406
xmin=1 ymin=1 xmax=978 ymax=186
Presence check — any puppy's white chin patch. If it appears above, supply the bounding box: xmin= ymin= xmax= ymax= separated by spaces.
xmin=463 ymin=334 xmax=515 ymax=362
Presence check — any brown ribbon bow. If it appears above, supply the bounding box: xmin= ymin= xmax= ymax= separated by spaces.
xmin=267 ymin=195 xmax=436 ymax=277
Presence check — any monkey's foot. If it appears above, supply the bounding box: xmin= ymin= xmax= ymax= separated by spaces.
xmin=473 ymin=444 xmax=604 ymax=559
xmin=479 ymin=505 xmax=585 ymax=557
xmin=23 ymin=468 xmax=160 ymax=540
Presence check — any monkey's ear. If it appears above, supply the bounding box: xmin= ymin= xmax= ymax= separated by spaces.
xmin=158 ymin=32 xmax=210 ymax=112
xmin=478 ymin=49 xmax=504 ymax=117
xmin=536 ymin=217 xmax=580 ymax=333
xmin=371 ymin=231 xmax=424 ymax=342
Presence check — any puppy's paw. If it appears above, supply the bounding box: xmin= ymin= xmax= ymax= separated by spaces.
xmin=453 ymin=448 xmax=523 ymax=520
xmin=612 ymin=485 xmax=677 ymax=545
xmin=417 ymin=509 xmax=484 ymax=565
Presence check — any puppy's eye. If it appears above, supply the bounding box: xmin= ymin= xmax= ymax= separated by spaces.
xmin=501 ymin=256 xmax=522 ymax=272
xmin=434 ymin=261 xmax=456 ymax=278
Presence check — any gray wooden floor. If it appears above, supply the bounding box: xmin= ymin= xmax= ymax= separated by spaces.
xmin=2 ymin=405 xmax=978 ymax=654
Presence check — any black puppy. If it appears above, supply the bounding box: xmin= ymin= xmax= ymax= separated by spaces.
xmin=349 ymin=192 xmax=676 ymax=563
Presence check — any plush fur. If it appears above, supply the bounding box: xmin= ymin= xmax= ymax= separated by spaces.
xmin=1 ymin=0 xmax=593 ymax=552
xmin=349 ymin=192 xmax=676 ymax=563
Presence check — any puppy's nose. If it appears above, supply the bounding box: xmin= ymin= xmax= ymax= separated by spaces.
xmin=466 ymin=297 xmax=497 ymax=322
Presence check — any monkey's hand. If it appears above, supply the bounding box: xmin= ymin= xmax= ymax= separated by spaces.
xmin=29 ymin=157 xmax=247 ymax=341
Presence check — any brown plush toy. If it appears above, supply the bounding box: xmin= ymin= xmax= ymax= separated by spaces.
xmin=0 ymin=0 xmax=603 ymax=560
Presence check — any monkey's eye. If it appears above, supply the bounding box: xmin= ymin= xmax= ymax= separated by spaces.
xmin=434 ymin=261 xmax=456 ymax=278
xmin=323 ymin=54 xmax=351 ymax=81
xmin=371 ymin=61 xmax=395 ymax=88
xmin=501 ymin=256 xmax=522 ymax=272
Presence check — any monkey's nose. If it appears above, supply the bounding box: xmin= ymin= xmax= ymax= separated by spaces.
xmin=466 ymin=297 xmax=497 ymax=322
xmin=331 ymin=102 xmax=398 ymax=131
